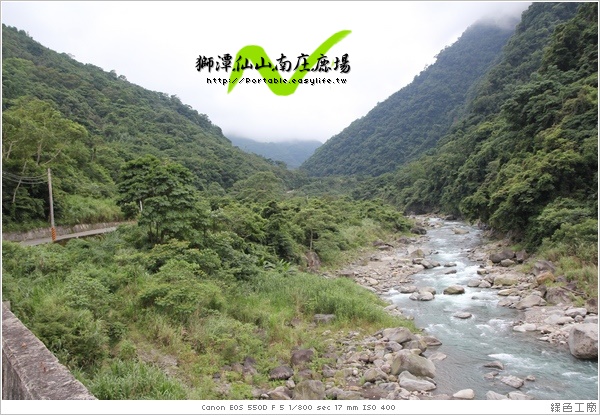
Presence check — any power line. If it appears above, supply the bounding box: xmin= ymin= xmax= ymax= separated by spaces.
xmin=2 ymin=171 xmax=48 ymax=184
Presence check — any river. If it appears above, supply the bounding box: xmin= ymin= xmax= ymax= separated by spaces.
xmin=387 ymin=218 xmax=598 ymax=400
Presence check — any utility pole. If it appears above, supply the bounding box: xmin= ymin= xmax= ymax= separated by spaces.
xmin=48 ymin=168 xmax=56 ymax=242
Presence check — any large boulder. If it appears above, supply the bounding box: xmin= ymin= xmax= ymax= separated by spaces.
xmin=453 ymin=389 xmax=475 ymax=399
xmin=269 ymin=365 xmax=294 ymax=380
xmin=268 ymin=386 xmax=292 ymax=400
xmin=544 ymin=286 xmax=572 ymax=305
xmin=391 ymin=351 xmax=436 ymax=378
xmin=585 ymin=298 xmax=598 ymax=314
xmin=382 ymin=327 xmax=413 ymax=344
xmin=293 ymin=380 xmax=325 ymax=400
xmin=500 ymin=375 xmax=524 ymax=389
xmin=363 ymin=367 xmax=387 ymax=383
xmin=533 ymin=260 xmax=556 ymax=276
xmin=409 ymin=291 xmax=434 ymax=301
xmin=489 ymin=250 xmax=514 ymax=264
xmin=291 ymin=349 xmax=314 ymax=367
xmin=410 ymin=248 xmax=426 ymax=258
xmin=397 ymin=371 xmax=436 ymax=392
xmin=568 ymin=324 xmax=598 ymax=359
xmin=493 ymin=276 xmax=519 ymax=287
xmin=486 ymin=391 xmax=508 ymax=400
xmin=565 ymin=308 xmax=587 ymax=318
xmin=515 ymin=294 xmax=543 ymax=310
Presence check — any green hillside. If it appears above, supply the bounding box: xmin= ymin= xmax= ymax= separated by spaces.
xmin=2 ymin=24 xmax=286 ymax=229
xmin=301 ymin=20 xmax=516 ymax=177
xmin=349 ymin=3 xmax=596 ymax=296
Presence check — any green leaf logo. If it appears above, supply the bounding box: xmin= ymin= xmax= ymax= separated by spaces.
xmin=228 ymin=30 xmax=351 ymax=96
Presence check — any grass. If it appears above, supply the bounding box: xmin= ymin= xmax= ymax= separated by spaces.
xmin=539 ymin=240 xmax=598 ymax=299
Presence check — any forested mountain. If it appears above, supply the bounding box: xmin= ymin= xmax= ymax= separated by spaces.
xmin=2 ymin=24 xmax=287 ymax=229
xmin=301 ymin=20 xmax=517 ymax=177
xmin=228 ymin=135 xmax=322 ymax=169
xmin=375 ymin=2 xmax=596 ymax=253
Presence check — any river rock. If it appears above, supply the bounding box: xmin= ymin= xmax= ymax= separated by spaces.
xmin=428 ymin=352 xmax=447 ymax=361
xmin=422 ymin=336 xmax=442 ymax=347
xmin=445 ymin=269 xmax=457 ymax=275
xmin=382 ymin=327 xmax=413 ymax=344
xmin=535 ymin=271 xmax=555 ymax=285
xmin=515 ymin=250 xmax=528 ymax=263
xmin=500 ymin=375 xmax=524 ymax=389
xmin=403 ymin=338 xmax=428 ymax=353
xmin=410 ymin=249 xmax=426 ymax=258
xmin=444 ymin=262 xmax=457 ymax=267
xmin=399 ymin=285 xmax=418 ymax=293
xmin=443 ymin=285 xmax=465 ymax=295
xmin=483 ymin=361 xmax=504 ymax=370
xmin=565 ymin=308 xmax=587 ymax=318
xmin=337 ymin=390 xmax=363 ymax=400
xmin=385 ymin=341 xmax=403 ymax=353
xmin=493 ymin=276 xmax=518 ymax=287
xmin=452 ymin=227 xmax=469 ymax=235
xmin=453 ymin=312 xmax=472 ymax=319
xmin=421 ymin=286 xmax=437 ymax=295
xmin=409 ymin=291 xmax=434 ymax=301
xmin=585 ymin=298 xmax=598 ymax=314
xmin=533 ymin=260 xmax=556 ymax=276
xmin=397 ymin=371 xmax=436 ymax=392
xmin=293 ymin=380 xmax=325 ymax=400
xmin=453 ymin=389 xmax=474 ymax=399
xmin=363 ymin=367 xmax=387 ymax=383
xmin=513 ymin=323 xmax=536 ymax=332
xmin=468 ymin=279 xmax=482 ymax=287
xmin=544 ymin=286 xmax=572 ymax=305
xmin=479 ymin=280 xmax=492 ymax=288
xmin=391 ymin=351 xmax=436 ymax=378
xmin=568 ymin=323 xmax=598 ymax=359
xmin=291 ymin=349 xmax=314 ymax=367
xmin=268 ymin=386 xmax=292 ymax=400
xmin=489 ymin=250 xmax=514 ymax=264
xmin=411 ymin=227 xmax=427 ymax=235
xmin=515 ymin=294 xmax=543 ymax=310
xmin=557 ymin=316 xmax=574 ymax=325
xmin=500 ymin=259 xmax=515 ymax=267
xmin=508 ymin=391 xmax=534 ymax=400
xmin=486 ymin=391 xmax=508 ymax=400
xmin=270 ymin=365 xmax=294 ymax=380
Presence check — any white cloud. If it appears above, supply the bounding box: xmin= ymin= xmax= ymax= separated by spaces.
xmin=1 ymin=1 xmax=530 ymax=142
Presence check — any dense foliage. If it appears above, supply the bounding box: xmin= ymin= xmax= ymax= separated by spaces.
xmin=380 ymin=3 xmax=596 ymax=249
xmin=1 ymin=24 xmax=291 ymax=230
xmin=3 ymin=191 xmax=414 ymax=399
xmin=301 ymin=21 xmax=515 ymax=176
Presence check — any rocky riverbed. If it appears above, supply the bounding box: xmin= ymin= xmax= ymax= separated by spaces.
xmin=221 ymin=216 xmax=598 ymax=400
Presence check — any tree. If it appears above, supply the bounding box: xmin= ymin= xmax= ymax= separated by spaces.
xmin=117 ymin=155 xmax=202 ymax=243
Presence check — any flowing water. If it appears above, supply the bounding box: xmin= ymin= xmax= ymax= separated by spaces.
xmin=388 ymin=218 xmax=598 ymax=400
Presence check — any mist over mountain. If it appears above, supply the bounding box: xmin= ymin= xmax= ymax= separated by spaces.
xmin=301 ymin=20 xmax=517 ymax=177
xmin=228 ymin=136 xmax=322 ymax=169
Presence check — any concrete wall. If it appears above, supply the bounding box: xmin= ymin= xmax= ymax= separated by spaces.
xmin=2 ymin=303 xmax=96 ymax=400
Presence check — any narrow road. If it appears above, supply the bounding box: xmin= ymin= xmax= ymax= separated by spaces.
xmin=18 ymin=227 xmax=118 ymax=246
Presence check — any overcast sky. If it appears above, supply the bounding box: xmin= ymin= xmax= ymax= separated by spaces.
xmin=2 ymin=1 xmax=530 ymax=143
